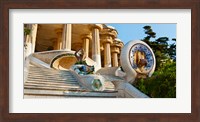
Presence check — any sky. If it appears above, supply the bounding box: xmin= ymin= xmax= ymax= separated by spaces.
xmin=106 ymin=24 xmax=176 ymax=45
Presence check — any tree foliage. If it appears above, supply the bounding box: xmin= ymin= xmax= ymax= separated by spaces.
xmin=142 ymin=26 xmax=176 ymax=70
xmin=134 ymin=25 xmax=176 ymax=98
xmin=135 ymin=60 xmax=176 ymax=98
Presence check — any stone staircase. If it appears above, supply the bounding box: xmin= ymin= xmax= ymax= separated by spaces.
xmin=24 ymin=64 xmax=118 ymax=98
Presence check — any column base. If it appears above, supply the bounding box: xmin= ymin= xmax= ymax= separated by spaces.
xmin=92 ymin=54 xmax=101 ymax=72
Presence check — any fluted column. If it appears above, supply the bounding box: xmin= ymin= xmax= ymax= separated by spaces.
xmin=55 ymin=29 xmax=62 ymax=50
xmin=81 ymin=34 xmax=91 ymax=57
xmin=91 ymin=24 xmax=103 ymax=71
xmin=62 ymin=24 xmax=72 ymax=50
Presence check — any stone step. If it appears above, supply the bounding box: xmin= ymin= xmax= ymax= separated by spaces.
xmin=29 ymin=73 xmax=73 ymax=77
xmin=29 ymin=68 xmax=70 ymax=71
xmin=24 ymin=83 xmax=81 ymax=89
xmin=25 ymin=64 xmax=117 ymax=98
xmin=25 ymin=82 xmax=79 ymax=87
xmin=27 ymin=75 xmax=73 ymax=79
xmin=28 ymin=72 xmax=73 ymax=76
xmin=27 ymin=77 xmax=76 ymax=81
xmin=24 ymin=86 xmax=85 ymax=91
xmin=26 ymin=80 xmax=115 ymax=91
xmin=26 ymin=78 xmax=76 ymax=82
xmin=25 ymin=79 xmax=116 ymax=90
xmin=28 ymin=67 xmax=68 ymax=71
xmin=24 ymin=86 xmax=82 ymax=92
xmin=24 ymin=95 xmax=68 ymax=98
xmin=24 ymin=85 xmax=116 ymax=93
xmin=27 ymin=76 xmax=75 ymax=80
xmin=24 ymin=95 xmax=117 ymax=98
xmin=28 ymin=73 xmax=74 ymax=77
xmin=29 ymin=68 xmax=70 ymax=72
xmin=29 ymin=68 xmax=69 ymax=71
xmin=24 ymin=89 xmax=117 ymax=98
xmin=25 ymin=82 xmax=115 ymax=91
xmin=26 ymin=79 xmax=78 ymax=84
xmin=27 ymin=76 xmax=76 ymax=81
xmin=28 ymin=71 xmax=72 ymax=74
xmin=25 ymin=81 xmax=79 ymax=86
xmin=64 ymin=91 xmax=117 ymax=97
xmin=28 ymin=69 xmax=71 ymax=72
xmin=25 ymin=80 xmax=78 ymax=84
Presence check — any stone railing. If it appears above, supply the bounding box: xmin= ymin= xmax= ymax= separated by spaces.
xmin=112 ymin=81 xmax=149 ymax=98
xmin=32 ymin=50 xmax=75 ymax=64
xmin=96 ymin=67 xmax=149 ymax=98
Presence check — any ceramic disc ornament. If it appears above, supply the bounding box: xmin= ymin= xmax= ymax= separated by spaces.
xmin=129 ymin=43 xmax=154 ymax=74
xmin=120 ymin=40 xmax=156 ymax=83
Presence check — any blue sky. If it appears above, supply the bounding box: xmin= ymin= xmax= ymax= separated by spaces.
xmin=106 ymin=24 xmax=176 ymax=45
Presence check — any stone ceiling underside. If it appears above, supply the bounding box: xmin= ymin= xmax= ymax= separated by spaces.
xmin=35 ymin=24 xmax=92 ymax=52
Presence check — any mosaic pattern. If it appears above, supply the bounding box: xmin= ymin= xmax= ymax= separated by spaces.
xmin=92 ymin=79 xmax=102 ymax=91
xmin=129 ymin=43 xmax=154 ymax=73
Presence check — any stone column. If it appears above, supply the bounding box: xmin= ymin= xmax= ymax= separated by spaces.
xmin=24 ymin=24 xmax=38 ymax=58
xmin=55 ymin=28 xmax=62 ymax=50
xmin=111 ymin=39 xmax=124 ymax=67
xmin=31 ymin=24 xmax=38 ymax=53
xmin=62 ymin=24 xmax=72 ymax=50
xmin=81 ymin=34 xmax=91 ymax=57
xmin=111 ymin=47 xmax=120 ymax=67
xmin=100 ymin=26 xmax=117 ymax=67
xmin=102 ymin=36 xmax=112 ymax=67
xmin=91 ymin=24 xmax=103 ymax=71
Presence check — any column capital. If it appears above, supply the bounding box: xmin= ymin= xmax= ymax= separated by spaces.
xmin=81 ymin=34 xmax=92 ymax=40
xmin=111 ymin=47 xmax=120 ymax=54
xmin=100 ymin=26 xmax=118 ymax=38
xmin=111 ymin=38 xmax=124 ymax=48
xmin=111 ymin=39 xmax=124 ymax=54
xmin=100 ymin=35 xmax=113 ymax=44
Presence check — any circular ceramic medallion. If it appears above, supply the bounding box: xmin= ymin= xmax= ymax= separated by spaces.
xmin=129 ymin=43 xmax=154 ymax=74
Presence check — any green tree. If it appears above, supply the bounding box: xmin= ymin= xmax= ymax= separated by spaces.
xmin=135 ymin=60 xmax=176 ymax=98
xmin=134 ymin=25 xmax=176 ymax=98
xmin=142 ymin=25 xmax=156 ymax=45
xmin=142 ymin=26 xmax=176 ymax=70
